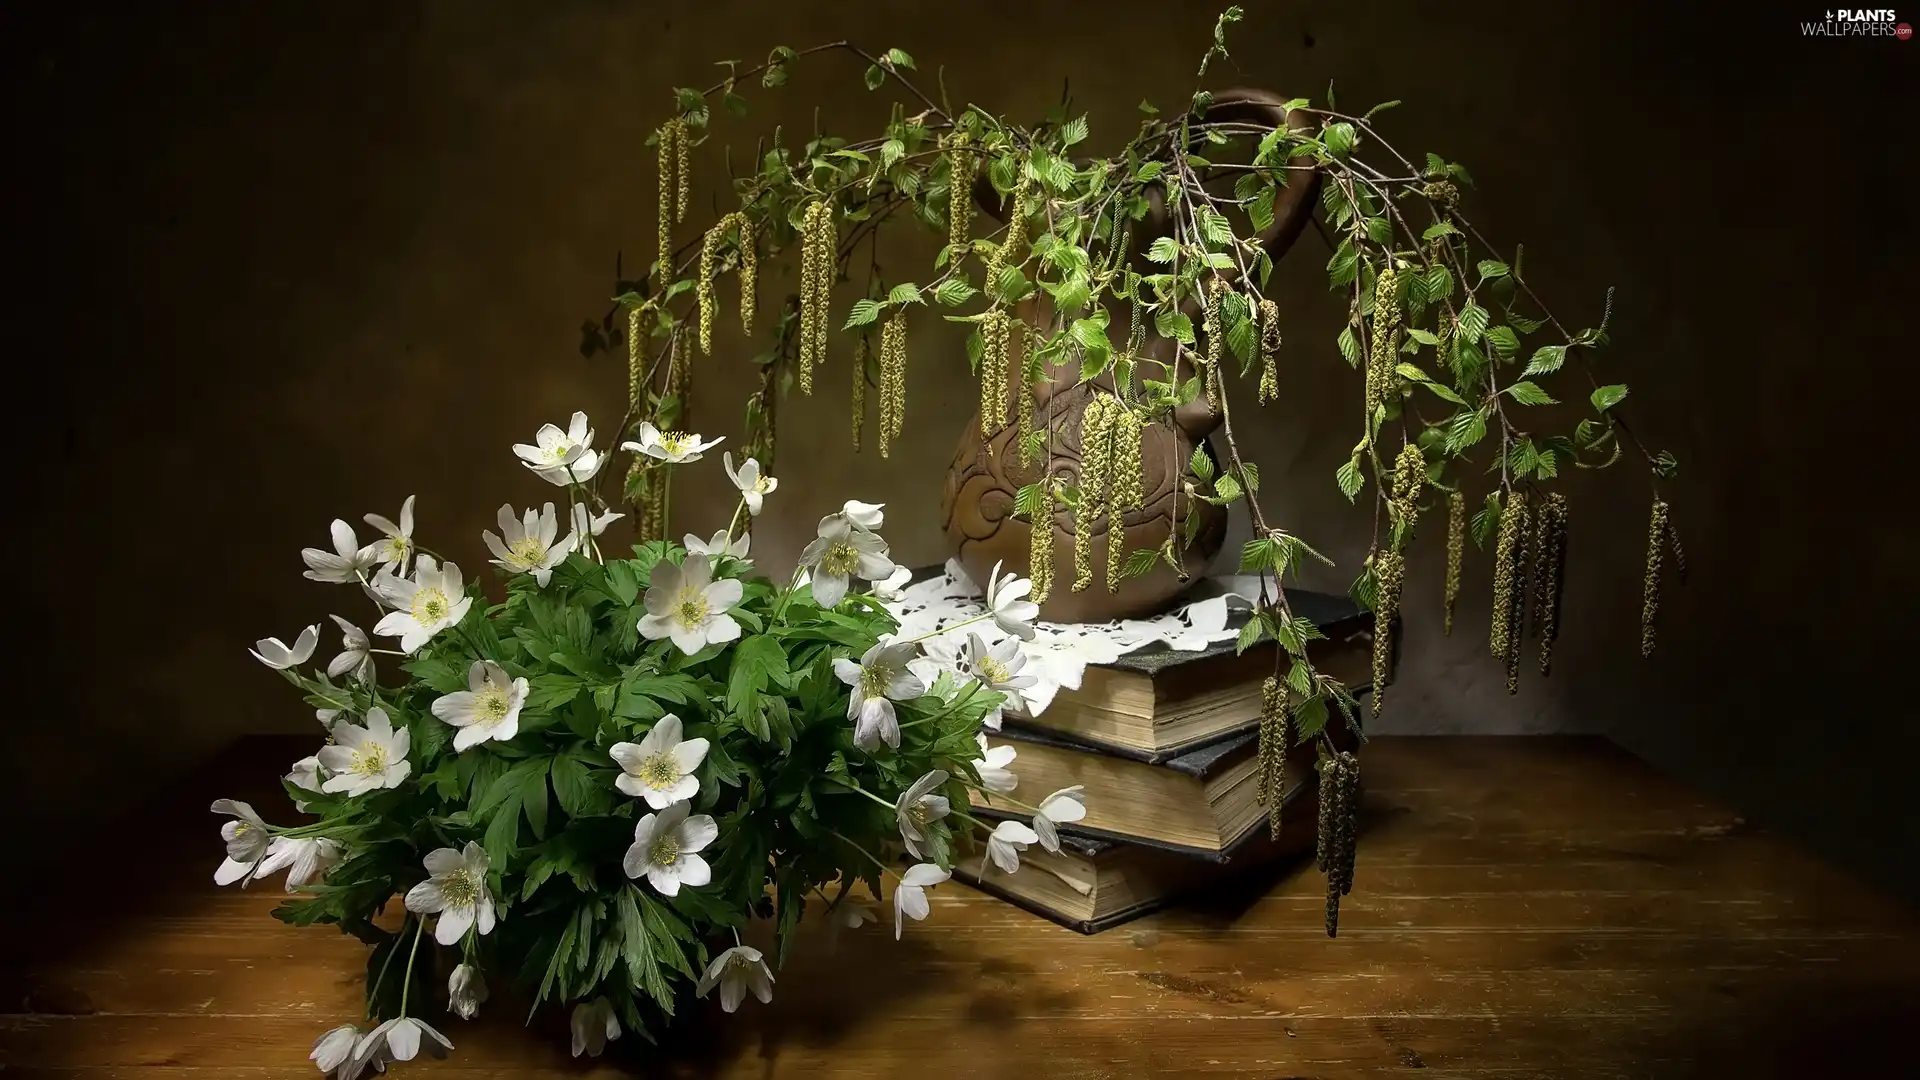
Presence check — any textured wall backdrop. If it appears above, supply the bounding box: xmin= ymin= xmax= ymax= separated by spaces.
xmin=7 ymin=0 xmax=1914 ymax=899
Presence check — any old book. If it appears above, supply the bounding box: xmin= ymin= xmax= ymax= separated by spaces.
xmin=954 ymin=777 xmax=1318 ymax=933
xmin=968 ymin=725 xmax=1326 ymax=856
xmin=1006 ymin=585 xmax=1373 ymax=761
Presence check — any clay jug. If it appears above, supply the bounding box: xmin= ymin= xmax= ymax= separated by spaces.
xmin=940 ymin=88 xmax=1321 ymax=623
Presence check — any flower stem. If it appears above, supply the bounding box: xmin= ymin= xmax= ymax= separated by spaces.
xmin=898 ymin=611 xmax=989 ymax=646
xmin=771 ymin=564 xmax=807 ymax=625
xmin=396 ymin=914 xmax=427 ymax=1018
xmin=896 ymin=682 xmax=985 ymax=730
xmin=965 ymin=781 xmax=1042 ymax=815
xmin=722 ymin=498 xmax=749 ymax=548
xmin=949 ymin=807 xmax=994 ymax=833
xmin=366 ymin=916 xmax=411 ymax=1021
xmin=827 ymin=828 xmax=899 ymax=881
xmin=829 ymin=778 xmax=898 ymax=812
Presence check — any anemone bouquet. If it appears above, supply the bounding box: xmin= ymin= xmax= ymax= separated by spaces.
xmin=216 ymin=411 xmax=1066 ymax=1078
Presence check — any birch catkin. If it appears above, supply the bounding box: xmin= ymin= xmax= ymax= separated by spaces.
xmin=1257 ymin=298 xmax=1281 ymax=404
xmin=1641 ymin=498 xmax=1668 ymax=657
xmin=1535 ymin=492 xmax=1568 ymax=675
xmin=1029 ymin=486 xmax=1055 ymax=604
xmin=1489 ymin=491 xmax=1527 ymax=659
xmin=1444 ymin=490 xmax=1465 ymax=635
xmin=1256 ymin=676 xmax=1289 ymax=839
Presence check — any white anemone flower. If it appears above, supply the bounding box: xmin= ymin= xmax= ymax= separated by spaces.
xmin=799 ymin=513 xmax=895 ymax=608
xmin=404 ymin=842 xmax=497 ymax=946
xmin=683 ymin=529 xmax=750 ymax=560
xmin=255 ymin=836 xmax=343 ymax=891
xmin=975 ymin=734 xmax=1019 ymax=794
xmin=355 ymin=1016 xmax=452 ymax=1065
xmin=210 ymin=799 xmax=271 ymax=885
xmin=316 ymin=708 xmax=412 ymax=795
xmin=302 ymin=519 xmax=379 ymax=584
xmin=836 ymin=899 xmax=878 ymax=929
xmin=722 ymin=452 xmax=779 ymax=516
xmin=310 ymin=1024 xmax=362 ymax=1078
xmin=538 ymin=445 xmax=605 ymax=487
xmin=327 ymin=616 xmax=373 ymax=683
xmin=431 ymin=660 xmax=528 ymax=751
xmin=569 ymin=997 xmax=621 ymax=1058
xmin=372 ymin=556 xmax=473 ymax=653
xmin=842 ymin=500 xmax=885 ymax=529
xmin=985 ymin=819 xmax=1041 ymax=873
xmin=834 ymin=641 xmax=925 ymax=751
xmin=362 ymin=495 xmax=416 ymax=571
xmin=609 ymin=713 xmax=709 ymax=809
xmin=1032 ymin=785 xmax=1088 ymax=853
xmin=286 ymin=755 xmax=324 ymax=811
xmin=309 ymin=1024 xmax=357 ymax=1077
xmin=696 ymin=945 xmax=775 ymax=1013
xmin=963 ymin=631 xmax=1038 ymax=729
xmin=871 ymin=565 xmax=913 ymax=602
xmin=892 ymin=862 xmax=950 ymax=939
xmin=448 ymin=964 xmax=487 ymax=1020
xmin=622 ymin=421 xmax=724 ymax=464
xmin=483 ymin=502 xmax=575 ymax=586
xmin=513 ymin=410 xmax=593 ymax=473
xmin=894 ymin=770 xmax=951 ymax=859
xmin=572 ymin=503 xmax=624 ymax=538
xmin=983 ymin=560 xmax=1040 ymax=641
xmin=250 ymin=624 xmax=319 ymax=670
xmin=623 ymin=801 xmax=718 ymax=897
xmin=637 ymin=552 xmax=742 ymax=655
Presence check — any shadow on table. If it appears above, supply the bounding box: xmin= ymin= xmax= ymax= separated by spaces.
xmin=1637 ymin=975 xmax=1920 ymax=1078
xmin=2 ymin=735 xmax=1099 ymax=1074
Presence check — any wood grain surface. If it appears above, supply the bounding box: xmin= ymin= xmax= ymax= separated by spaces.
xmin=3 ymin=736 xmax=1914 ymax=1079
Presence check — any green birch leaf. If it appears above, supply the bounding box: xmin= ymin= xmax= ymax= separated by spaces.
xmin=1336 ymin=456 xmax=1364 ymax=502
xmin=1457 ymin=301 xmax=1489 ymax=343
xmin=1188 ymin=443 xmax=1215 ymax=482
xmin=1523 ymin=344 xmax=1567 ymax=376
xmin=1505 ymin=381 xmax=1556 ymax=405
xmin=1337 ymin=325 xmax=1361 ymax=367
xmin=1155 ymin=310 xmax=1195 ymax=344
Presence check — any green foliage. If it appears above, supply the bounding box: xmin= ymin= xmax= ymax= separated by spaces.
xmin=568 ymin=8 xmax=1679 ymax=964
xmin=267 ymin=542 xmax=998 ymax=1044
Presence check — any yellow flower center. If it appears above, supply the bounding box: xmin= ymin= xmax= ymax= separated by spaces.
xmin=384 ymin=536 xmax=412 ymax=560
xmin=976 ymin=656 xmax=1011 ymax=685
xmin=232 ymin=821 xmax=253 ymax=837
xmin=674 ymin=589 xmax=710 ymax=629
xmin=350 ymin=743 xmax=389 ymax=777
xmin=858 ymin=663 xmax=892 ymax=700
xmin=821 ymin=541 xmax=860 ymax=577
xmin=545 ymin=443 xmax=574 ymax=463
xmin=439 ymin=868 xmax=480 ymax=907
xmin=508 ymin=535 xmax=547 ymax=566
xmin=640 ymin=752 xmax=679 ymax=790
xmin=658 ymin=431 xmax=693 ymax=455
xmin=753 ymin=477 xmax=774 ymax=493
xmin=650 ymin=836 xmax=681 ymax=866
xmin=907 ymin=801 xmax=930 ymax=827
xmin=413 ymin=587 xmax=450 ymax=624
xmin=476 ymin=688 xmax=511 ymax=723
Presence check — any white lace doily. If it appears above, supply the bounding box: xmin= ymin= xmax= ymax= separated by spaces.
xmin=883 ymin=560 xmax=1263 ymax=717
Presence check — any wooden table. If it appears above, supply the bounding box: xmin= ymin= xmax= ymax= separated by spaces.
xmin=3 ymin=736 xmax=1915 ymax=1078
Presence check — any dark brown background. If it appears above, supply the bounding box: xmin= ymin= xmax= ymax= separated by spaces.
xmin=6 ymin=1 xmax=1914 ymax=901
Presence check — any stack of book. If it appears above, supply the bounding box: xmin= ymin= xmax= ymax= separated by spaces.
xmin=958 ymin=588 xmax=1371 ymax=933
